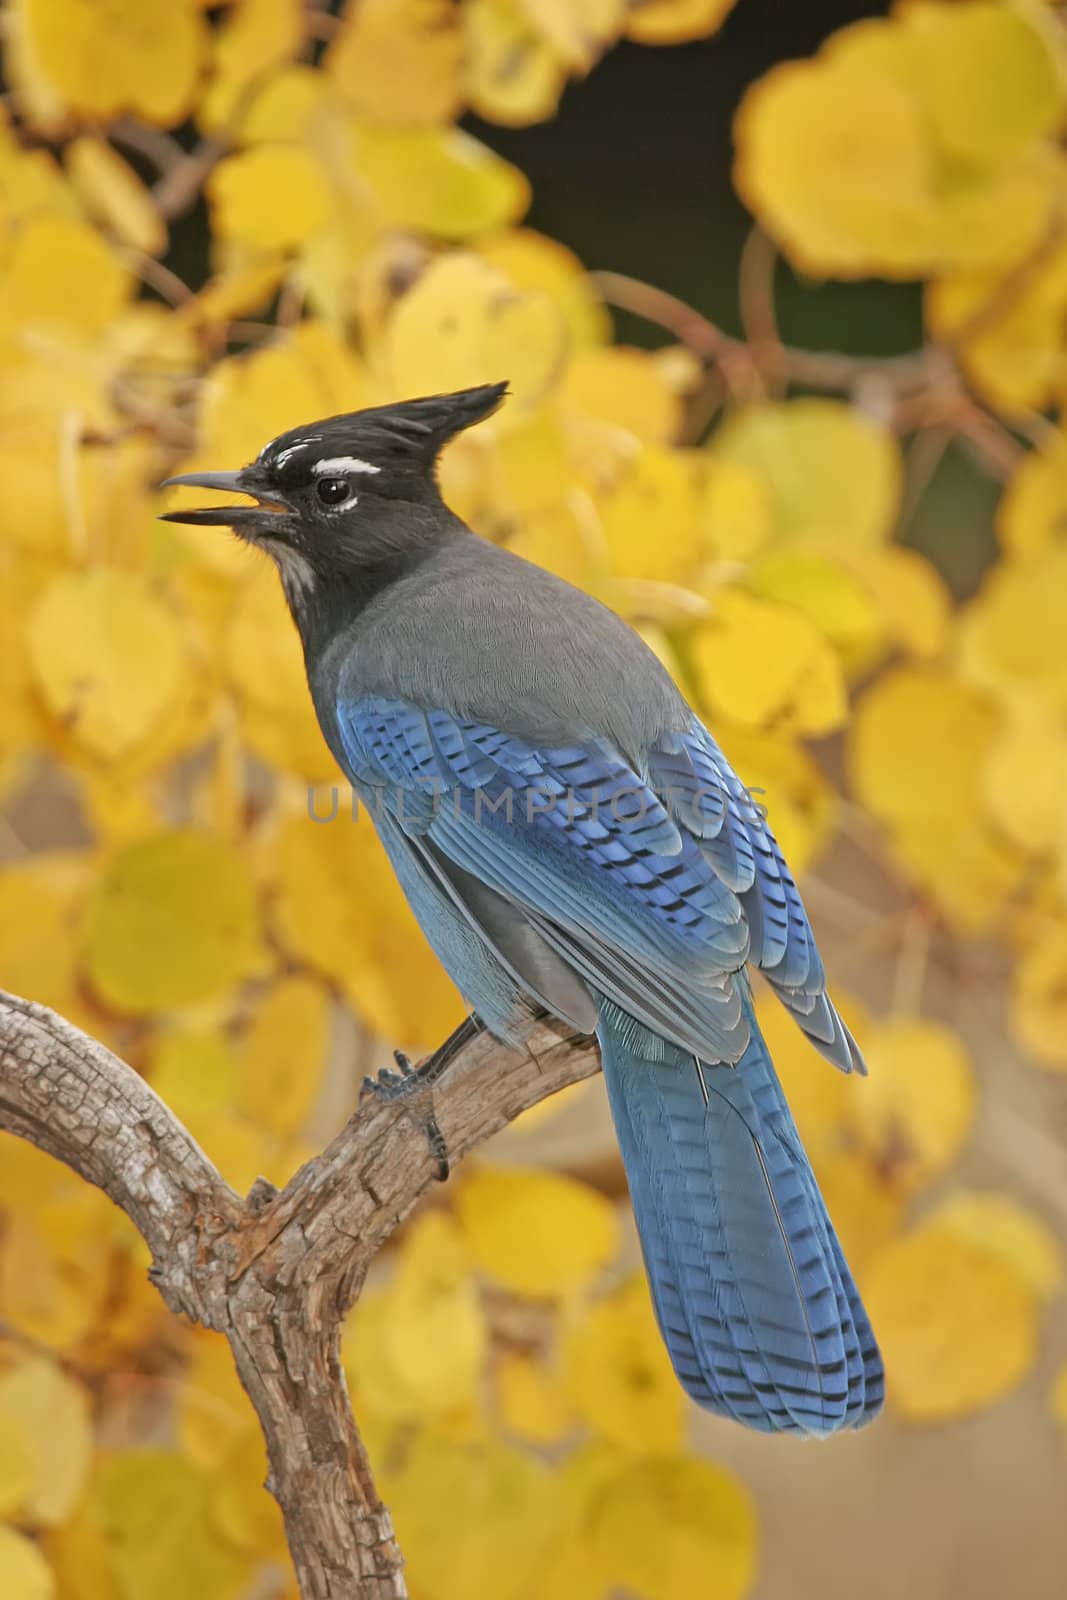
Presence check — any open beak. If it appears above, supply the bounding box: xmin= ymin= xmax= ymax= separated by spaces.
xmin=158 ymin=468 xmax=291 ymax=527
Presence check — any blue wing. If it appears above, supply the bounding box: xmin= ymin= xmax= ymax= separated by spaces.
xmin=336 ymin=695 xmax=860 ymax=1073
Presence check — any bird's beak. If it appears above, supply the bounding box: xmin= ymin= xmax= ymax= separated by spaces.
xmin=158 ymin=467 xmax=291 ymax=527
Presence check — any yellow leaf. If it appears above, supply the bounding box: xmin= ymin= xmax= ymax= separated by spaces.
xmin=386 ymin=253 xmax=565 ymax=415
xmin=997 ymin=429 xmax=1067 ymax=559
xmin=208 ymin=1428 xmax=287 ymax=1560
xmin=598 ymin=447 xmax=704 ymax=584
xmin=625 ymin=0 xmax=738 ymax=46
xmin=384 ymin=1434 xmax=559 ymax=1600
xmin=456 ymin=1166 xmax=619 ymax=1297
xmin=844 ymin=544 xmax=950 ymax=663
xmin=734 ymin=14 xmax=1058 ymax=279
xmin=0 ymin=854 xmax=96 ymax=1033
xmin=711 ymin=399 xmax=901 ymax=545
xmin=749 ymin=548 xmax=884 ymax=662
xmin=208 ymin=145 xmax=332 ymax=250
xmin=926 ymin=237 xmax=1067 ymax=415
xmin=463 ymin=0 xmax=568 ymax=127
xmin=959 ymin=545 xmax=1067 ymax=715
xmin=588 ymin=1455 xmax=757 ymax=1600
xmin=328 ymin=0 xmax=462 ymax=125
xmin=199 ymin=0 xmax=304 ymax=132
xmin=1013 ymin=920 xmax=1067 ymax=1069
xmin=266 ymin=800 xmax=466 ymax=1049
xmin=561 ymin=346 xmax=685 ymax=444
xmin=0 ymin=1409 xmax=33 ymax=1518
xmin=0 ymin=214 xmax=130 ymax=338
xmin=0 ymin=1357 xmax=92 ymax=1527
xmin=93 ymin=1451 xmax=247 ymax=1599
xmin=850 ymin=666 xmax=997 ymax=828
xmin=516 ymin=0 xmax=626 ymax=70
xmin=899 ymin=1 xmax=1063 ymax=166
xmin=357 ymin=124 xmax=530 ymax=239
xmin=495 ymin=1352 xmax=573 ymax=1444
xmin=0 ymin=1186 xmax=118 ymax=1351
xmin=178 ymin=1333 xmax=251 ymax=1471
xmin=752 ymin=989 xmax=856 ymax=1165
xmin=148 ymin=1029 xmax=236 ymax=1121
xmin=983 ymin=699 xmax=1067 ymax=852
xmin=562 ymin=1275 xmax=685 ymax=1452
xmin=65 ymin=137 xmax=167 ymax=256
xmin=850 ymin=1019 xmax=976 ymax=1193
xmin=692 ymin=588 xmax=848 ymax=735
xmin=26 ymin=569 xmax=185 ymax=761
xmin=225 ymin=561 xmax=340 ymax=781
xmin=0 ymin=1526 xmax=55 ymax=1600
xmin=813 ymin=1149 xmax=904 ymax=1277
xmin=864 ymin=1214 xmax=1040 ymax=1422
xmin=11 ymin=0 xmax=205 ymax=128
xmin=82 ymin=830 xmax=262 ymax=1014
xmin=233 ymin=976 xmax=330 ymax=1137
xmin=697 ymin=458 xmax=773 ymax=563
xmin=478 ymin=228 xmax=611 ymax=350
xmin=930 ymin=1191 xmax=1062 ymax=1301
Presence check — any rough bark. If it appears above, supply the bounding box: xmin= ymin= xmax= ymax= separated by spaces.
xmin=0 ymin=990 xmax=599 ymax=1599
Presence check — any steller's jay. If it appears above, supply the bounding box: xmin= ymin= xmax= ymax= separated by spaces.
xmin=163 ymin=383 xmax=883 ymax=1435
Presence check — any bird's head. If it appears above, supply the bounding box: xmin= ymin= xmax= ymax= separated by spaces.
xmin=160 ymin=382 xmax=507 ymax=605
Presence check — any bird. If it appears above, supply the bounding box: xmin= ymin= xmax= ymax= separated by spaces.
xmin=162 ymin=381 xmax=883 ymax=1436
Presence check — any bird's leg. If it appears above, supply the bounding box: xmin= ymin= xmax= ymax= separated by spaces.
xmin=361 ymin=1013 xmax=485 ymax=1180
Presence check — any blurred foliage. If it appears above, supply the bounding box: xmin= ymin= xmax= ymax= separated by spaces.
xmin=0 ymin=1 xmax=1066 ymax=1597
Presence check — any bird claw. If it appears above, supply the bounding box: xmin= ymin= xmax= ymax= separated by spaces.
xmin=360 ymin=1015 xmax=485 ymax=1183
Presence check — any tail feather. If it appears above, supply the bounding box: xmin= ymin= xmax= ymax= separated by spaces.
xmin=597 ymin=996 xmax=883 ymax=1435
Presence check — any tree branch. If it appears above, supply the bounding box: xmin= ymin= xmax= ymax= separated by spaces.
xmin=0 ymin=990 xmax=600 ymax=1600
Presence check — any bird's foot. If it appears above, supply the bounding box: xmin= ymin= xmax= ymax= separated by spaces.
xmin=361 ymin=1014 xmax=485 ymax=1181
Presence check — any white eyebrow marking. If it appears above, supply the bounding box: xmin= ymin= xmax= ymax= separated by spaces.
xmin=312 ymin=455 xmax=381 ymax=477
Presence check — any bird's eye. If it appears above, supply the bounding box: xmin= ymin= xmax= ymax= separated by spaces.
xmin=316 ymin=476 xmax=350 ymax=507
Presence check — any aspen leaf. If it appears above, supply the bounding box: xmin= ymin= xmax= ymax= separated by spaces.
xmin=958 ymin=546 xmax=1067 ymax=714
xmin=0 ymin=855 xmax=94 ymax=1030
xmin=930 ymin=1192 xmax=1062 ymax=1301
xmin=0 ymin=214 xmax=130 ymax=338
xmin=82 ymin=830 xmax=262 ymax=1013
xmin=692 ymin=588 xmax=848 ymax=735
xmin=463 ymin=0 xmax=568 ymax=127
xmin=598 ymin=447 xmax=704 ymax=584
xmin=199 ymin=0 xmax=303 ymax=133
xmin=588 ymin=1455 xmax=757 ymax=1600
xmin=328 ymin=0 xmax=463 ymax=125
xmin=1013 ymin=922 xmax=1067 ymax=1069
xmin=358 ymin=125 xmax=529 ymax=239
xmin=65 ymin=137 xmax=167 ymax=257
xmin=0 ymin=1527 xmax=55 ymax=1600
xmin=996 ymin=431 xmax=1067 ymax=559
xmin=850 ymin=667 xmax=998 ymax=826
xmin=0 ymin=1357 xmax=92 ymax=1527
xmin=233 ymin=976 xmax=330 ymax=1137
xmin=225 ymin=562 xmax=340 ymax=782
xmin=850 ymin=1019 xmax=976 ymax=1193
xmin=711 ymin=399 xmax=900 ymax=546
xmin=0 ymin=1187 xmax=117 ymax=1350
xmin=93 ymin=1451 xmax=247 ymax=1599
xmin=865 ymin=1216 xmax=1040 ymax=1422
xmin=753 ymin=989 xmax=856 ymax=1164
xmin=0 ymin=1413 xmax=33 ymax=1518
xmin=625 ymin=0 xmax=737 ymax=45
xmin=562 ymin=1275 xmax=685 ymax=1452
xmin=562 ymin=347 xmax=685 ymax=444
xmin=209 ymin=1428 xmax=287 ymax=1560
xmin=178 ymin=1334 xmax=251 ymax=1472
xmin=455 ymin=1166 xmax=619 ymax=1297
xmin=267 ymin=803 xmax=466 ymax=1049
xmin=26 ymin=570 xmax=185 ymax=761
xmin=386 ymin=253 xmax=565 ymax=414
xmin=208 ymin=146 xmax=332 ymax=251
xmin=697 ymin=459 xmax=773 ymax=563
xmin=495 ymin=1352 xmax=574 ymax=1444
xmin=385 ymin=1434 xmax=559 ymax=1600
xmin=749 ymin=549 xmax=884 ymax=661
xmin=10 ymin=0 xmax=203 ymax=127
xmin=478 ymin=228 xmax=611 ymax=349
xmin=983 ymin=701 xmax=1067 ymax=853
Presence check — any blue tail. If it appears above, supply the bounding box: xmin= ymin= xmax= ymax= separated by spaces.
xmin=597 ymin=996 xmax=884 ymax=1435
